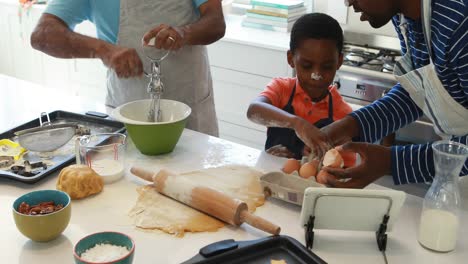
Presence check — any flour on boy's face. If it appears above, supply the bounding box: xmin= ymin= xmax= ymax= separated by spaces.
xmin=291 ymin=38 xmax=342 ymax=100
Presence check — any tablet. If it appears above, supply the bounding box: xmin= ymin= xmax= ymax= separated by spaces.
xmin=300 ymin=187 xmax=406 ymax=232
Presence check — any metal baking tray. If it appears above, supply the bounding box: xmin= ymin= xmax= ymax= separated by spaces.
xmin=182 ymin=235 xmax=327 ymax=264
xmin=0 ymin=110 xmax=125 ymax=183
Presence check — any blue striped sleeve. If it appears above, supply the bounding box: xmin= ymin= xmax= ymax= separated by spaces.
xmin=391 ymin=135 xmax=468 ymax=185
xmin=447 ymin=8 xmax=468 ymax=105
xmin=350 ymin=83 xmax=423 ymax=143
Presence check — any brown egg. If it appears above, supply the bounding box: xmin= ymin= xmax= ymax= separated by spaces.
xmin=282 ymin=158 xmax=301 ymax=174
xmin=322 ymin=148 xmax=344 ymax=168
xmin=316 ymin=169 xmax=332 ymax=184
xmin=299 ymin=160 xmax=319 ymax=179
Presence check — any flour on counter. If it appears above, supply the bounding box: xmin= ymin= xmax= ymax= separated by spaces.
xmin=80 ymin=243 xmax=129 ymax=262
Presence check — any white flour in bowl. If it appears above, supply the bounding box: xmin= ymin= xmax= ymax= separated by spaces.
xmin=80 ymin=243 xmax=130 ymax=262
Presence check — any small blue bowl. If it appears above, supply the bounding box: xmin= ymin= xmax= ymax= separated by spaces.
xmin=73 ymin=231 xmax=135 ymax=264
xmin=13 ymin=189 xmax=71 ymax=242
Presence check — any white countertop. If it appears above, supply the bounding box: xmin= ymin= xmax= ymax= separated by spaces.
xmin=1 ymin=74 xmax=467 ymax=263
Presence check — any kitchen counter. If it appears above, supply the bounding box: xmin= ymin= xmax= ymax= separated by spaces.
xmin=1 ymin=74 xmax=467 ymax=263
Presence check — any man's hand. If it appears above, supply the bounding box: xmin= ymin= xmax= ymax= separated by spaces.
xmin=101 ymin=46 xmax=143 ymax=78
xmin=142 ymin=24 xmax=185 ymax=51
xmin=321 ymin=142 xmax=392 ymax=188
xmin=293 ymin=118 xmax=331 ymax=159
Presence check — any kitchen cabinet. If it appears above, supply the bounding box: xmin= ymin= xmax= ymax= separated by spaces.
xmin=0 ymin=1 xmax=106 ymax=101
xmin=208 ymin=15 xmax=293 ymax=149
xmin=208 ymin=41 xmax=291 ymax=149
xmin=1 ymin=4 xmax=45 ymax=84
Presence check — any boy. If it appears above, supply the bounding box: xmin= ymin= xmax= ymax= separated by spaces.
xmin=247 ymin=13 xmax=354 ymax=165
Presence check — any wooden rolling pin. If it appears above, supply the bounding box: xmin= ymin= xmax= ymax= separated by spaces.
xmin=131 ymin=166 xmax=281 ymax=235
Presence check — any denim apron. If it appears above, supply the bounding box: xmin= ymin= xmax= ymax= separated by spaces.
xmin=265 ymin=83 xmax=334 ymax=159
xmin=393 ymin=0 xmax=468 ymax=139
xmin=107 ymin=0 xmax=218 ymax=136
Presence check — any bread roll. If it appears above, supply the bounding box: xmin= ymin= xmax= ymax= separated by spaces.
xmin=56 ymin=165 xmax=103 ymax=199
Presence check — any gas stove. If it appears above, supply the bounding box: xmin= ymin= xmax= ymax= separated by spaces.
xmin=336 ymin=33 xmax=402 ymax=106
xmin=343 ymin=44 xmax=401 ymax=74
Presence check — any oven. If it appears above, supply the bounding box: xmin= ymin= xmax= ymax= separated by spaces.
xmin=336 ymin=32 xmax=440 ymax=145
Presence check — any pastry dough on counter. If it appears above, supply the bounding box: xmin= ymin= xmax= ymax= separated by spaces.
xmin=56 ymin=165 xmax=104 ymax=199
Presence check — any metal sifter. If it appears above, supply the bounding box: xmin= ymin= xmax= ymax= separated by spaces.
xmin=14 ymin=112 xmax=90 ymax=152
xmin=142 ymin=38 xmax=171 ymax=122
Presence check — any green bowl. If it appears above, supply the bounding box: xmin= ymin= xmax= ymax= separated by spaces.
xmin=73 ymin=231 xmax=135 ymax=264
xmin=113 ymin=99 xmax=191 ymax=155
xmin=12 ymin=189 xmax=71 ymax=242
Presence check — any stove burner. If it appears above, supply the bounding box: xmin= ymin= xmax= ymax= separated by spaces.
xmin=383 ymin=62 xmax=395 ymax=73
xmin=342 ymin=44 xmax=401 ymax=74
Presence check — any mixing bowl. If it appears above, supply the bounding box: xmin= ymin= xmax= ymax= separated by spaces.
xmin=13 ymin=189 xmax=71 ymax=242
xmin=112 ymin=99 xmax=191 ymax=155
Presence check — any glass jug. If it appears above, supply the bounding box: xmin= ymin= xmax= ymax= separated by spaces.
xmin=75 ymin=133 xmax=127 ymax=183
xmin=418 ymin=140 xmax=468 ymax=252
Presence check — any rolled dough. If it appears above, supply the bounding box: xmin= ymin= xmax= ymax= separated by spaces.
xmin=128 ymin=165 xmax=265 ymax=236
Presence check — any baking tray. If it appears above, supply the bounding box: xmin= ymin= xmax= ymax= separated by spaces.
xmin=182 ymin=235 xmax=327 ymax=264
xmin=0 ymin=110 xmax=125 ymax=183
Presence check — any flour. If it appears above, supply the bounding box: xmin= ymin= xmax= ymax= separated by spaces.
xmin=249 ymin=113 xmax=290 ymax=128
xmin=80 ymin=243 xmax=130 ymax=262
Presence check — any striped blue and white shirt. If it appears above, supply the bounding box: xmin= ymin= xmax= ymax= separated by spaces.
xmin=350 ymin=0 xmax=468 ymax=184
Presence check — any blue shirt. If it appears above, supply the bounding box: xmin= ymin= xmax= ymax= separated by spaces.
xmin=350 ymin=0 xmax=468 ymax=184
xmin=44 ymin=0 xmax=208 ymax=44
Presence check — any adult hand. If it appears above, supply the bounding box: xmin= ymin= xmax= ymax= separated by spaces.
xmin=293 ymin=118 xmax=331 ymax=159
xmin=266 ymin=145 xmax=295 ymax=158
xmin=142 ymin=24 xmax=185 ymax=51
xmin=321 ymin=142 xmax=392 ymax=188
xmin=101 ymin=45 xmax=143 ymax=78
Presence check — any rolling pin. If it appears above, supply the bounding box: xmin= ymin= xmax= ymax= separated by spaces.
xmin=131 ymin=166 xmax=281 ymax=235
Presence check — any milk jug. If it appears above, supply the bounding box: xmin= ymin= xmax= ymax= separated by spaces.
xmin=418 ymin=140 xmax=468 ymax=252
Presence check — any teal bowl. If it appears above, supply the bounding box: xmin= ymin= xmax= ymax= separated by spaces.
xmin=113 ymin=99 xmax=191 ymax=155
xmin=74 ymin=231 xmax=135 ymax=264
xmin=12 ymin=189 xmax=71 ymax=242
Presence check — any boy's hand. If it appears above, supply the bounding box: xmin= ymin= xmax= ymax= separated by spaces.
xmin=266 ymin=145 xmax=296 ymax=158
xmin=293 ymin=118 xmax=331 ymax=159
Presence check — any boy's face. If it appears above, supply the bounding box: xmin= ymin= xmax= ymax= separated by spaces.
xmin=287 ymin=39 xmax=343 ymax=100
xmin=346 ymin=0 xmax=397 ymax=28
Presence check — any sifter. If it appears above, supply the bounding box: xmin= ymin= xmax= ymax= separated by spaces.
xmin=14 ymin=112 xmax=90 ymax=152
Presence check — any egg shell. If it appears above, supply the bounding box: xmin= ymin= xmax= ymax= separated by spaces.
xmin=322 ymin=148 xmax=344 ymax=168
xmin=299 ymin=160 xmax=319 ymax=179
xmin=282 ymin=158 xmax=301 ymax=174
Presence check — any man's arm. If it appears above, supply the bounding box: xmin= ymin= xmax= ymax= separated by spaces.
xmin=183 ymin=0 xmax=225 ymax=45
xmin=31 ymin=14 xmax=142 ymax=78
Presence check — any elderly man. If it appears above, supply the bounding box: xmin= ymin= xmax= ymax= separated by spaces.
xmin=31 ymin=0 xmax=225 ymax=136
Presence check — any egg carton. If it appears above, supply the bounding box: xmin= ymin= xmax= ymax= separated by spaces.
xmin=260 ymin=171 xmax=324 ymax=206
